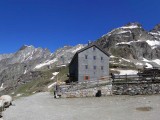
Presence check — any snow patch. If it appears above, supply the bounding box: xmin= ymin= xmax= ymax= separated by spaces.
xmin=152 ymin=59 xmax=160 ymax=65
xmin=50 ymin=72 xmax=59 ymax=80
xmin=116 ymin=41 xmax=131 ymax=45
xmin=121 ymin=58 xmax=131 ymax=62
xmin=145 ymin=63 xmax=153 ymax=68
xmin=121 ymin=25 xmax=140 ymax=29
xmin=116 ymin=39 xmax=147 ymax=46
xmin=150 ymin=32 xmax=160 ymax=36
xmin=110 ymin=55 xmax=116 ymax=58
xmin=142 ymin=58 xmax=160 ymax=66
xmin=16 ymin=94 xmax=22 ymax=97
xmin=35 ymin=58 xmax=58 ymax=69
xmin=135 ymin=62 xmax=143 ymax=66
xmin=111 ymin=69 xmax=138 ymax=75
xmin=0 ymin=83 xmax=4 ymax=89
xmin=48 ymin=82 xmax=57 ymax=89
xmin=56 ymin=64 xmax=66 ymax=67
xmin=146 ymin=40 xmax=160 ymax=48
xmin=118 ymin=70 xmax=138 ymax=75
xmin=71 ymin=45 xmax=84 ymax=53
xmin=116 ymin=30 xmax=131 ymax=34
xmin=142 ymin=58 xmax=150 ymax=62
xmin=24 ymin=69 xmax=27 ymax=74
xmin=116 ymin=40 xmax=140 ymax=45
xmin=101 ymin=24 xmax=140 ymax=37
xmin=52 ymin=72 xmax=59 ymax=76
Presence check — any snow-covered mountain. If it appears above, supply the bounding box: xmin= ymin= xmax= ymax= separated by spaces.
xmin=1 ymin=22 xmax=160 ymax=94
xmin=34 ymin=44 xmax=85 ymax=69
xmin=0 ymin=44 xmax=85 ymax=94
xmin=96 ymin=22 xmax=160 ymax=69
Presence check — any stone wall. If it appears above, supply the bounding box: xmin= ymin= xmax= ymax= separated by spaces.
xmin=61 ymin=85 xmax=112 ymax=98
xmin=113 ymin=83 xmax=160 ymax=95
xmin=59 ymin=83 xmax=160 ymax=98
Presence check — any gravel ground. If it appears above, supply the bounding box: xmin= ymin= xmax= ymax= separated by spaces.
xmin=2 ymin=92 xmax=160 ymax=120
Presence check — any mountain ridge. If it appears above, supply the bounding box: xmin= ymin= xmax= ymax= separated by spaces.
xmin=0 ymin=22 xmax=160 ymax=95
xmin=0 ymin=44 xmax=85 ymax=95
xmin=96 ymin=22 xmax=160 ymax=68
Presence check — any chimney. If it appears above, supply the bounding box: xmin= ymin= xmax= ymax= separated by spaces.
xmin=88 ymin=40 xmax=92 ymax=45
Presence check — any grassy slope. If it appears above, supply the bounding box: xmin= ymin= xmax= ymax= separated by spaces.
xmin=13 ymin=66 xmax=69 ymax=97
xmin=12 ymin=58 xmax=137 ymax=97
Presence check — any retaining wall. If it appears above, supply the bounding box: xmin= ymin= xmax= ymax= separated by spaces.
xmin=61 ymin=85 xmax=112 ymax=98
xmin=113 ymin=83 xmax=160 ymax=95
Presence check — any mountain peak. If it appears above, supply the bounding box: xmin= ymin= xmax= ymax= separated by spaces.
xmin=151 ymin=24 xmax=160 ymax=32
xmin=126 ymin=22 xmax=142 ymax=26
xmin=120 ymin=22 xmax=142 ymax=29
xmin=19 ymin=45 xmax=34 ymax=51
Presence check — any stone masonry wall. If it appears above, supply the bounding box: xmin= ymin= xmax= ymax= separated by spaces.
xmin=61 ymin=85 xmax=112 ymax=98
xmin=113 ymin=83 xmax=160 ymax=95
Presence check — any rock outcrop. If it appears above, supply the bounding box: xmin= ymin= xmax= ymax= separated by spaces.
xmin=0 ymin=44 xmax=85 ymax=94
xmin=96 ymin=22 xmax=160 ymax=68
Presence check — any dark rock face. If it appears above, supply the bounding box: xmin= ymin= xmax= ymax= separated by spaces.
xmin=96 ymin=22 xmax=160 ymax=67
xmin=0 ymin=45 xmax=52 ymax=93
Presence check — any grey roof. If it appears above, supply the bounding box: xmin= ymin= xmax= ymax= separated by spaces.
xmin=70 ymin=43 xmax=110 ymax=65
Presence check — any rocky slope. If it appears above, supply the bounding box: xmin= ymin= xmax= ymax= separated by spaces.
xmin=96 ymin=22 xmax=160 ymax=69
xmin=0 ymin=44 xmax=85 ymax=94
xmin=34 ymin=44 xmax=85 ymax=70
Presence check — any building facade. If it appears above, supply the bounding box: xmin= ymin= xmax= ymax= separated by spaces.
xmin=69 ymin=44 xmax=110 ymax=82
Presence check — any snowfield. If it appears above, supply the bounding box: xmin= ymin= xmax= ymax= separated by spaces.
xmin=116 ymin=39 xmax=160 ymax=49
xmin=34 ymin=58 xmax=58 ymax=69
xmin=121 ymin=24 xmax=140 ymax=29
xmin=146 ymin=40 xmax=160 ymax=49
xmin=152 ymin=59 xmax=160 ymax=65
xmin=117 ymin=69 xmax=138 ymax=75
xmin=142 ymin=58 xmax=160 ymax=66
xmin=110 ymin=69 xmax=138 ymax=75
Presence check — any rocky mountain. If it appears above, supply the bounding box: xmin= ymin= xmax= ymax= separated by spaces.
xmin=1 ymin=22 xmax=160 ymax=95
xmin=34 ymin=44 xmax=85 ymax=69
xmin=0 ymin=44 xmax=85 ymax=94
xmin=96 ymin=22 xmax=160 ymax=69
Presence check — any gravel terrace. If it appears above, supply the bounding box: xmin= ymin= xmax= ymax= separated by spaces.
xmin=2 ymin=92 xmax=160 ymax=120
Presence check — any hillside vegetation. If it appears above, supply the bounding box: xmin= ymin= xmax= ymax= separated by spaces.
xmin=13 ymin=66 xmax=69 ymax=97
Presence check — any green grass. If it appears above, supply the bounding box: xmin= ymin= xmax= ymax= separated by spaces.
xmin=13 ymin=66 xmax=69 ymax=97
xmin=14 ymin=78 xmax=52 ymax=97
xmin=55 ymin=67 xmax=69 ymax=81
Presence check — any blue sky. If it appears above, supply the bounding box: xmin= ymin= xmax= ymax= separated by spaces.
xmin=0 ymin=0 xmax=160 ymax=53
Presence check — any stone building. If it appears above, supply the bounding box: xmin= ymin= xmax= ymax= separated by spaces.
xmin=69 ymin=43 xmax=110 ymax=82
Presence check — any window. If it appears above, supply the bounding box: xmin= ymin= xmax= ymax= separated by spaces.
xmin=101 ymin=66 xmax=104 ymax=70
xmin=85 ymin=65 xmax=88 ymax=69
xmin=101 ymin=57 xmax=103 ymax=60
xmin=93 ymin=66 xmax=96 ymax=70
xmin=84 ymin=76 xmax=90 ymax=80
xmin=93 ymin=56 xmax=96 ymax=60
xmin=85 ymin=55 xmax=88 ymax=59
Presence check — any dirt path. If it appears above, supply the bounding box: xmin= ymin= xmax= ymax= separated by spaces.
xmin=2 ymin=92 xmax=160 ymax=120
